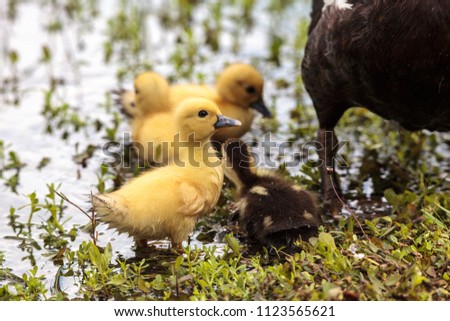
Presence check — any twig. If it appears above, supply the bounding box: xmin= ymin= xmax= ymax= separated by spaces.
xmin=327 ymin=167 xmax=370 ymax=242
xmin=90 ymin=191 xmax=98 ymax=245
xmin=53 ymin=188 xmax=98 ymax=245
xmin=53 ymin=189 xmax=90 ymax=219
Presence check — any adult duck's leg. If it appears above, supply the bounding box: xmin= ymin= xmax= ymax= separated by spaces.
xmin=314 ymin=103 xmax=347 ymax=216
xmin=317 ymin=128 xmax=344 ymax=216
xmin=317 ymin=128 xmax=342 ymax=214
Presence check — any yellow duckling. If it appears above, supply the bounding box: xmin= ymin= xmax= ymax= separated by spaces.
xmin=128 ymin=72 xmax=175 ymax=165
xmin=92 ymin=98 xmax=241 ymax=250
xmin=116 ymin=63 xmax=271 ymax=143
xmin=223 ymin=139 xmax=322 ymax=251
xmin=170 ymin=63 xmax=272 ymax=142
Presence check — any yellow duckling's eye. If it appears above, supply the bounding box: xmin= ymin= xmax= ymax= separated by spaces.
xmin=198 ymin=110 xmax=208 ymax=118
xmin=246 ymin=86 xmax=256 ymax=94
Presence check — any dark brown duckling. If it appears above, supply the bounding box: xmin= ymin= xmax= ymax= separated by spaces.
xmin=223 ymin=139 xmax=322 ymax=251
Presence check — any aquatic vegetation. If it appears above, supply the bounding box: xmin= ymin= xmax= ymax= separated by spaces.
xmin=0 ymin=141 xmax=26 ymax=193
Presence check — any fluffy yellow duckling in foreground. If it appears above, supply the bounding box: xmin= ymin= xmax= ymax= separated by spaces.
xmin=92 ymin=98 xmax=241 ymax=250
xmin=128 ymin=72 xmax=175 ymax=164
xmin=117 ymin=63 xmax=271 ymax=143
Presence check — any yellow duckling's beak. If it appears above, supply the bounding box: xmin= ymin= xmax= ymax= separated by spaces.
xmin=214 ymin=115 xmax=242 ymax=129
xmin=250 ymin=98 xmax=272 ymax=118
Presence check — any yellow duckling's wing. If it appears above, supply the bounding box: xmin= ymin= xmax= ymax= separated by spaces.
xmin=177 ymin=160 xmax=223 ymax=216
xmin=178 ymin=182 xmax=209 ymax=217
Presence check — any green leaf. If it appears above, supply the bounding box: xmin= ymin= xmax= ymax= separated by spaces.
xmin=411 ymin=273 xmax=426 ymax=287
xmin=108 ymin=275 xmax=126 ymax=286
xmin=384 ymin=188 xmax=399 ymax=209
xmin=318 ymin=232 xmax=336 ymax=251
xmin=104 ymin=243 xmax=113 ymax=263
xmin=88 ymin=243 xmax=106 ymax=273
xmin=174 ymin=255 xmax=184 ymax=270
xmin=9 ymin=50 xmax=19 ymax=64
xmin=225 ymin=234 xmax=241 ymax=255
xmin=368 ymin=274 xmax=385 ymax=294
xmin=137 ymin=277 xmax=149 ymax=293
xmin=385 ymin=274 xmax=402 ymax=286
xmin=423 ymin=211 xmax=445 ymax=229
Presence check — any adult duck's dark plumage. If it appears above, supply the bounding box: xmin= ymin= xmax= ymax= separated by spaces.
xmin=223 ymin=139 xmax=322 ymax=251
xmin=302 ymin=0 xmax=450 ymax=210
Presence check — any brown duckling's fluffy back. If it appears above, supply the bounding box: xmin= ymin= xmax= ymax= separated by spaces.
xmin=223 ymin=139 xmax=322 ymax=251
xmin=238 ymin=169 xmax=321 ymax=251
